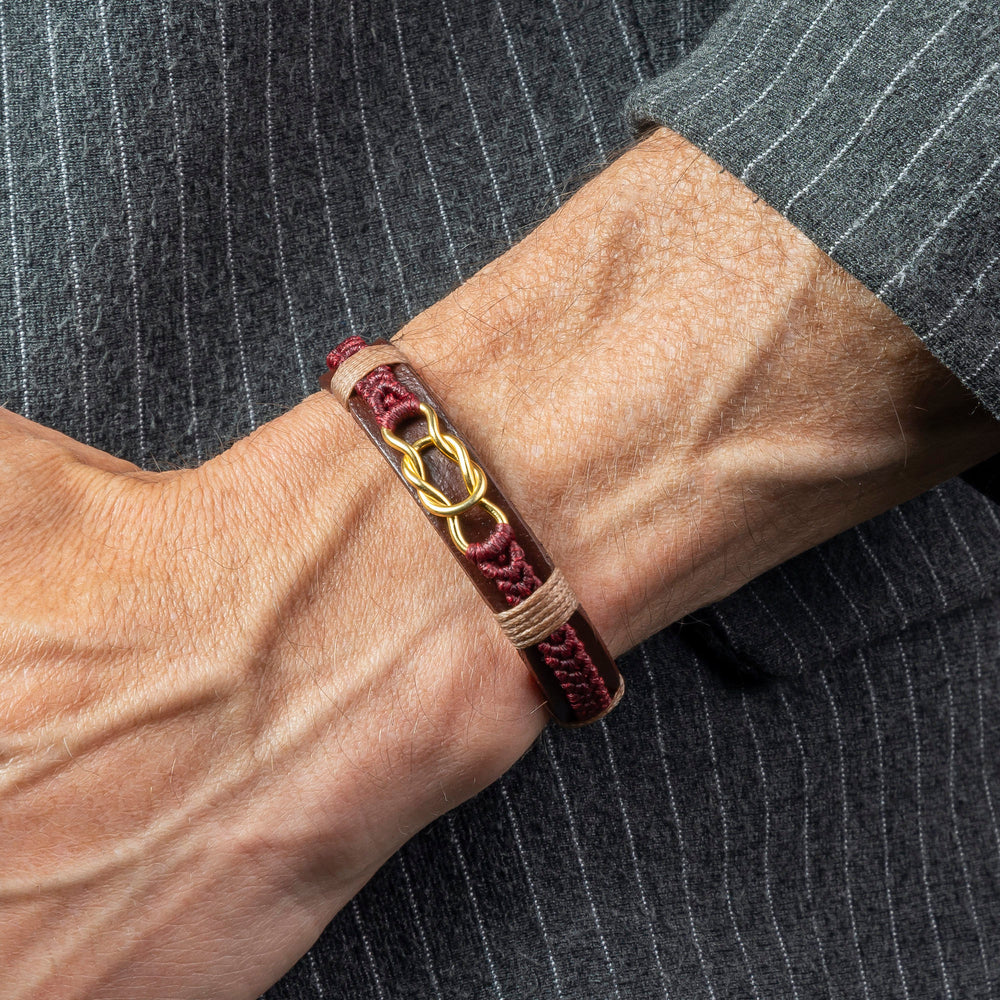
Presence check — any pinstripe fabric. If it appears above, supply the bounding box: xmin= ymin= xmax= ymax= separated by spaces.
xmin=628 ymin=0 xmax=1000 ymax=419
xmin=0 ymin=3 xmax=998 ymax=997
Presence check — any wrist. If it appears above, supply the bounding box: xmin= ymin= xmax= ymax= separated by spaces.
xmin=203 ymin=386 xmax=548 ymax=781
xmin=394 ymin=129 xmax=1000 ymax=652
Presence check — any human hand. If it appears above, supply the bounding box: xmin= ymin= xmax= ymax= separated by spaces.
xmin=0 ymin=400 xmax=542 ymax=997
xmin=2 ymin=127 xmax=996 ymax=999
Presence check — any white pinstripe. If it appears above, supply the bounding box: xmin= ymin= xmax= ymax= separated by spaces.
xmin=928 ymin=491 xmax=994 ymax=991
xmin=850 ymin=529 xmax=905 ymax=616
xmin=935 ymin=487 xmax=983 ymax=580
xmin=609 ymin=0 xmax=643 ymax=82
xmin=725 ymin=590 xmax=837 ymax=997
xmin=736 ymin=600 xmax=832 ymax=998
xmin=158 ymin=0 xmax=202 ymax=462
xmin=308 ymin=0 xmax=357 ymax=337
xmin=940 ymin=614 xmax=994 ymax=991
xmin=351 ymin=898 xmax=388 ymax=1000
xmin=741 ymin=690 xmax=800 ymax=1000
xmin=970 ymin=603 xmax=1000 ymax=872
xmin=796 ymin=552 xmax=912 ymax=999
xmin=447 ymin=813 xmax=506 ymax=999
xmin=0 ymin=8 xmax=29 ymax=419
xmin=347 ymin=0 xmax=412 ymax=316
xmin=43 ymin=0 xmax=91 ymax=443
xmin=814 ymin=549 xmax=878 ymax=638
xmin=96 ymin=0 xmax=147 ymax=461
xmin=829 ymin=63 xmax=999 ymax=255
xmin=543 ymin=730 xmax=622 ymax=999
xmin=971 ymin=326 xmax=1000 ymax=378
xmin=307 ymin=950 xmax=326 ymax=998
xmin=642 ymin=647 xmax=716 ymax=1000
xmin=216 ymin=0 xmax=256 ymax=428
xmin=819 ymin=671 xmax=873 ymax=1000
xmin=776 ymin=680 xmax=835 ymax=998
xmin=676 ymin=0 xmax=790 ymax=126
xmin=397 ymin=851 xmax=445 ymax=1000
xmin=706 ymin=0 xmax=838 ymax=145
xmin=390 ymin=0 xmax=462 ymax=284
xmin=879 ymin=148 xmax=1000 ymax=296
xmin=854 ymin=516 xmax=984 ymax=993
xmin=784 ymin=2 xmax=971 ymax=214
xmin=978 ymin=489 xmax=1000 ymax=535
xmin=265 ymin=0 xmax=307 ymax=394
xmin=693 ymin=667 xmax=762 ymax=1000
xmin=819 ymin=542 xmax=918 ymax=995
xmin=599 ymin=719 xmax=671 ymax=998
xmin=889 ymin=503 xmax=950 ymax=615
xmin=925 ymin=249 xmax=1000 ymax=344
xmin=743 ymin=587 xmax=872 ymax=1000
xmin=494 ymin=0 xmax=559 ymax=201
xmin=669 ymin=0 xmax=763 ymax=116
xmin=440 ymin=0 xmax=513 ymax=245
xmin=854 ymin=649 xmax=912 ymax=999
xmin=739 ymin=0 xmax=897 ymax=183
xmin=550 ymin=0 xmax=605 ymax=160
xmin=897 ymin=634 xmax=954 ymax=1000
xmin=885 ymin=509 xmax=962 ymax=997
xmin=498 ymin=779 xmax=564 ymax=999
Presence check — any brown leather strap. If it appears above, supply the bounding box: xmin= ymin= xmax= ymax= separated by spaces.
xmin=321 ymin=340 xmax=623 ymax=726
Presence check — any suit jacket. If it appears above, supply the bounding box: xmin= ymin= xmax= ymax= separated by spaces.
xmin=1 ymin=2 xmax=997 ymax=996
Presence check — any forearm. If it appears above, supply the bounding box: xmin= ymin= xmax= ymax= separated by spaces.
xmin=384 ymin=127 xmax=999 ymax=651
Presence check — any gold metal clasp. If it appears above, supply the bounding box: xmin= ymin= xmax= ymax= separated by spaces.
xmin=381 ymin=403 xmax=508 ymax=552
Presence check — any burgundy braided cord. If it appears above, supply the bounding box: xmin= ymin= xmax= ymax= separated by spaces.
xmin=466 ymin=524 xmax=611 ymax=719
xmin=328 ymin=337 xmax=611 ymax=721
xmin=327 ymin=336 xmax=420 ymax=431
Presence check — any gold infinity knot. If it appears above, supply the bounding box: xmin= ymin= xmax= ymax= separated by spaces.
xmin=381 ymin=403 xmax=508 ymax=552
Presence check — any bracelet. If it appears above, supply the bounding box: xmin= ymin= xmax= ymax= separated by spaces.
xmin=321 ymin=336 xmax=624 ymax=727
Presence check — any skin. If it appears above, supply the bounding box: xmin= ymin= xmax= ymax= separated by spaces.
xmin=1 ymin=129 xmax=997 ymax=998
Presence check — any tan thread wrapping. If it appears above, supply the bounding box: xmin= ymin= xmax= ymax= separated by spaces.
xmin=327 ymin=342 xmax=409 ymax=405
xmin=496 ymin=568 xmax=579 ymax=649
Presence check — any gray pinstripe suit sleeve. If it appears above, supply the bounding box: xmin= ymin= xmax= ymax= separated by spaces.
xmin=627 ymin=0 xmax=1000 ymax=420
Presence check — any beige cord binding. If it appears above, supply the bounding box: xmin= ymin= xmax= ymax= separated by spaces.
xmin=327 ymin=342 xmax=409 ymax=406
xmin=495 ymin=568 xmax=579 ymax=649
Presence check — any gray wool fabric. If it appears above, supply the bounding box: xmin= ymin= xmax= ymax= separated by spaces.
xmin=628 ymin=0 xmax=1000 ymax=419
xmin=0 ymin=2 xmax=998 ymax=998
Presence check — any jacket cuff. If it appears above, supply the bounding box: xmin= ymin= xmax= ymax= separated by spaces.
xmin=626 ymin=0 xmax=1000 ymax=422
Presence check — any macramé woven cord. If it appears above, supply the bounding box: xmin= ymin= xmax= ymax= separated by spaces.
xmin=327 ymin=341 xmax=409 ymax=405
xmin=465 ymin=523 xmax=610 ymax=718
xmin=495 ymin=568 xmax=579 ymax=649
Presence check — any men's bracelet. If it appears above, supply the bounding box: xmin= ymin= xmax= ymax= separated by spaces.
xmin=321 ymin=336 xmax=624 ymax=727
